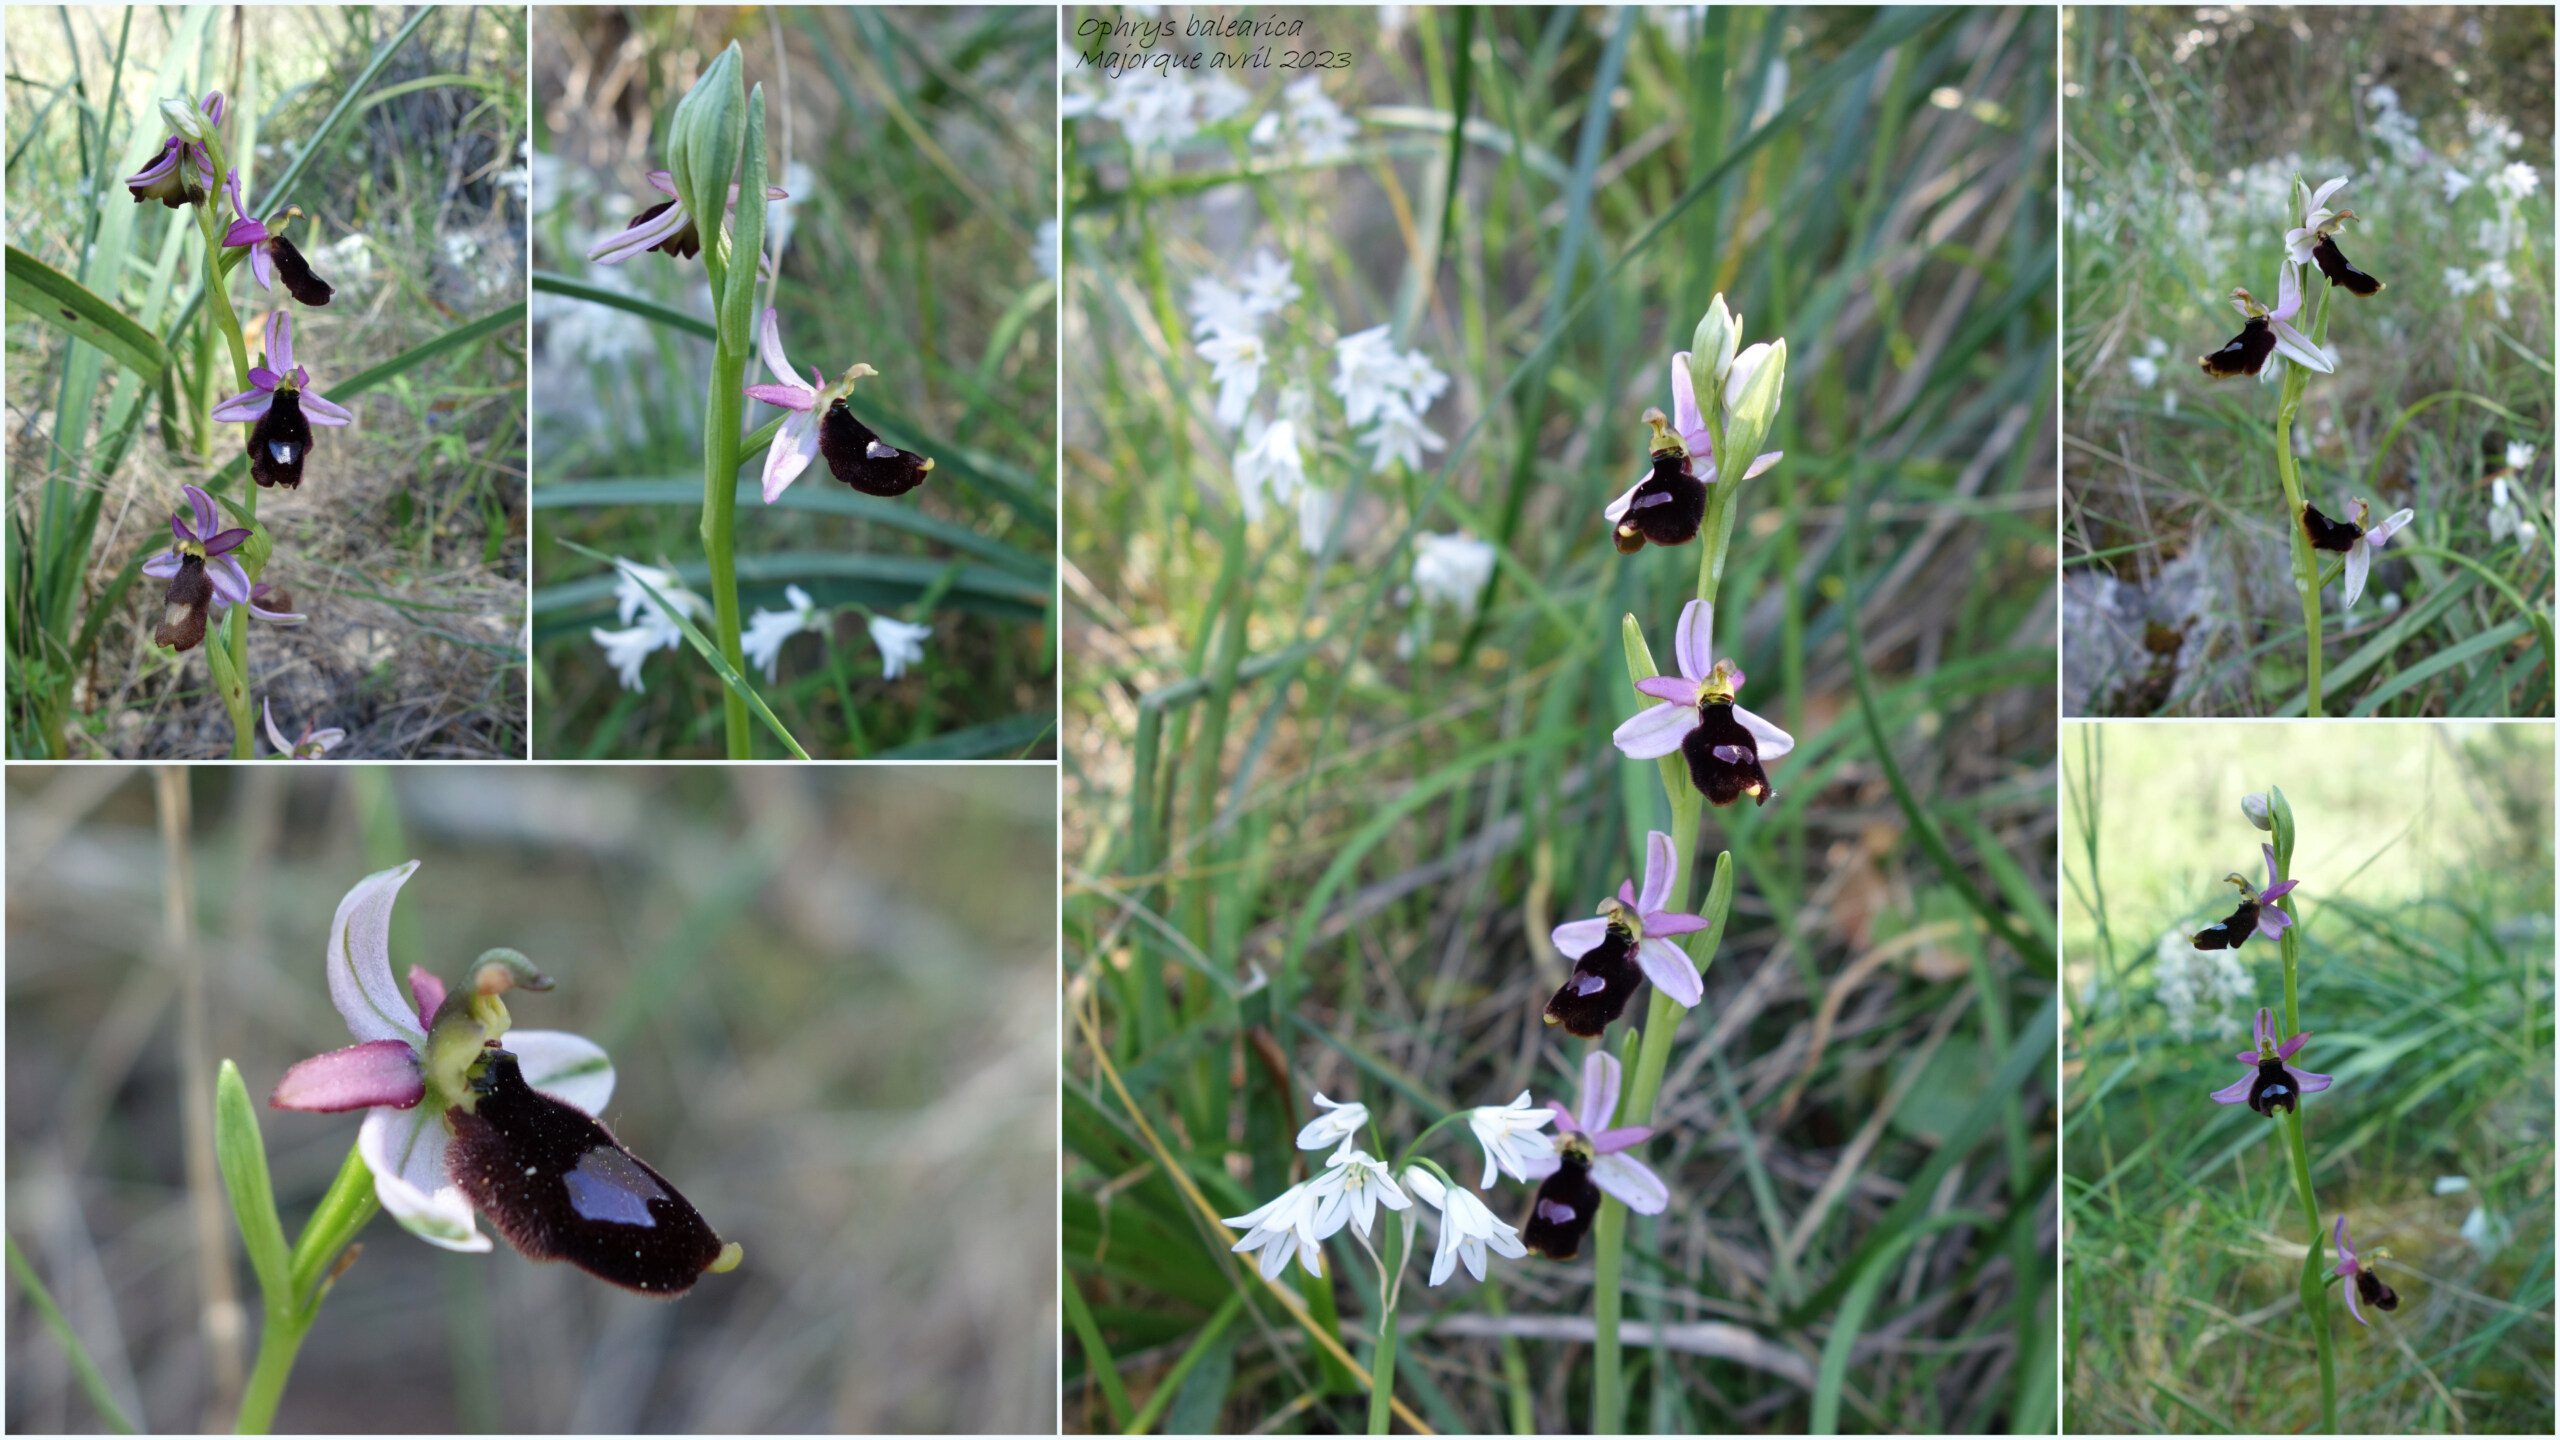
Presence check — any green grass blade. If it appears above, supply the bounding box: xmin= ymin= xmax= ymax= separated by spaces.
xmin=5 ymin=1234 xmax=137 ymax=1433
xmin=4 ymin=244 xmax=170 ymax=379
xmin=213 ymin=1059 xmax=292 ymax=1306
xmin=553 ymin=538 xmax=810 ymax=759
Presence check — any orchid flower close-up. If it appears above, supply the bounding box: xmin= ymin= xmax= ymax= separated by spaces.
xmin=1523 ymin=1052 xmax=1669 ymax=1260
xmin=221 ymin=169 xmax=334 ymax=306
xmin=141 ymin=485 xmax=252 ymax=653
xmin=1546 ymin=829 xmax=1709 ymax=1036
xmin=1604 ymin=342 xmax=1784 ymax=553
xmin=123 ymin=91 xmax=221 ymax=206
xmin=2189 ymin=843 xmax=2301 ymax=950
xmin=2298 ymin=497 xmax=2416 ymax=609
xmin=743 ymin=307 xmax=934 ymax=502
xmin=210 ymin=310 xmax=353 ymax=488
xmin=2330 ymin=1215 xmax=2400 ymax=1324
xmin=2198 ymin=260 xmax=2335 ymax=382
xmin=2286 ymin=174 xmax=2385 ymax=296
xmin=2208 ymin=1004 xmax=2334 ymax=1116
xmin=1611 ymin=598 xmax=1795 ymax=807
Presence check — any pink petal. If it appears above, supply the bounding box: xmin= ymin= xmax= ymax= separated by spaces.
xmin=1636 ymin=831 xmax=1677 ymax=915
xmin=269 ymin=1039 xmax=424 ymax=1111
xmin=2272 ymin=259 xmax=2304 ymax=323
xmin=1669 ymin=352 xmax=1709 ymax=456
xmin=1740 ymin=450 xmax=1782 ymax=481
xmin=645 ymin=170 xmax=677 ymax=196
xmin=249 ymin=243 xmax=275 ymax=293
xmin=1612 ymin=701 xmax=1697 ymax=760
xmin=207 ymin=556 xmax=252 ymax=605
xmin=407 ymin=966 xmax=446 ymax=1029
xmin=2364 ymin=508 xmax=2415 ymax=548
xmin=1550 ymin=916 xmax=1610 ymax=960
xmin=1673 ymin=599 xmax=1714 ymax=683
xmin=327 ymin=861 xmax=430 ymax=1046
xmin=1591 ymin=1152 xmax=1668 ymax=1215
xmin=743 ymin=382 xmax=814 ymax=410
xmin=299 ymin=389 xmax=353 ymax=426
xmin=141 ymin=553 xmax=180 ymax=579
xmin=1634 ymin=675 xmax=1700 ymax=704
xmin=2207 ymin=1073 xmax=2255 ymax=1105
xmin=1734 ymin=703 xmax=1795 ymax=762
xmin=263 ymin=698 xmax=291 ymax=755
xmin=1578 ymin=1051 xmax=1623 ymax=1135
xmin=223 ymin=218 xmax=269 ymax=248
xmin=2342 ymin=539 xmax=2371 ymax=609
xmin=183 ymin=485 xmax=220 ymax=538
xmin=1587 ymin=1125 xmax=1652 ymax=1154
xmin=1546 ymin=1098 xmax=1578 ymax=1135
xmin=762 ymin=406 xmax=823 ymax=502
xmin=2287 ymin=1064 xmax=2332 ymax=1095
xmin=1635 ymin=936 xmax=1703 ymax=1007
xmin=1644 ymin=911 xmax=1708 ymax=938
xmin=1617 ymin=879 xmax=1639 ymax=908
xmin=265 ymin=311 xmax=293 ymax=373
xmin=754 ymin=306 xmax=798 ymax=390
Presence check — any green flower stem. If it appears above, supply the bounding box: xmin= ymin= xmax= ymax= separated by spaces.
xmin=2267 ymin=799 xmax=2335 ymax=1433
xmin=2273 ymin=285 xmax=2335 ymax=715
xmin=699 ymin=338 xmax=754 ymax=758
xmin=235 ymin=1143 xmax=378 ymax=1433
xmin=1366 ymin=1219 xmax=1403 ymax=1436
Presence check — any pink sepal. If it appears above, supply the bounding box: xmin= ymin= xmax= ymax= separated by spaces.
xmin=269 ymin=1039 xmax=424 ymax=1111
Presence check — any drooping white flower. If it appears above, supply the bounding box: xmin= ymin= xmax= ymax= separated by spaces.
xmin=1309 ymin=1149 xmax=1409 ymax=1241
xmin=1233 ymin=410 xmax=1305 ymax=524
xmin=589 ymin=558 xmax=708 ymax=692
xmin=742 ymin=585 xmax=825 ymax=683
xmin=1411 ymin=531 xmax=1495 ymax=615
xmin=1404 ymin=1166 xmax=1528 ymax=1286
xmin=1360 ymin=397 xmax=1445 ymax=474
xmin=868 ymin=616 xmax=932 ymax=680
xmin=1199 ymin=329 xmax=1268 ymax=429
xmin=1235 ymin=249 xmax=1301 ymax=315
xmin=1296 ymin=1092 xmax=1369 ymax=1154
xmin=1249 ymin=76 xmax=1359 ymax=162
xmin=1466 ymin=1092 xmax=1561 ymax=1189
xmin=1223 ymin=1179 xmax=1328 ymax=1280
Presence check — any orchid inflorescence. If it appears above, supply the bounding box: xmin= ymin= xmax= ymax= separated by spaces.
xmin=124 ymin=83 xmax=359 ymax=755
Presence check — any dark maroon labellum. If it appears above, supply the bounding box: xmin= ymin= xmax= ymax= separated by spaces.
xmin=249 ymin=387 xmax=312 ymax=489
xmin=2299 ymin=502 xmax=2364 ymax=553
xmin=267 ymin=233 xmax=335 ymax=306
xmin=2244 ymin=1055 xmax=2298 ymax=1116
xmin=1544 ymin=923 xmax=1644 ymax=1037
xmin=1522 ymin=1152 xmax=1600 ymax=1260
xmin=818 ymin=402 xmax=934 ymax=497
xmin=2311 ymin=234 xmax=2383 ymax=297
xmin=2198 ymin=316 xmax=2275 ymax=379
xmin=1683 ymin=700 xmax=1774 ymax=808
xmin=156 ymin=553 xmax=213 ymax=651
xmin=445 ymin=1047 xmax=728 ymax=1297
xmin=2190 ymin=897 xmax=2260 ymax=950
xmin=1613 ymin=454 xmax=1706 ymax=553
xmin=2356 ymin=1268 xmax=2398 ymax=1311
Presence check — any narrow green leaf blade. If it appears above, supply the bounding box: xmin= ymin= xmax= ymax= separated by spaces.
xmin=5 ymin=244 xmax=169 ymax=380
xmin=553 ymin=538 xmax=811 ymax=759
xmin=214 ymin=1059 xmax=292 ymax=1305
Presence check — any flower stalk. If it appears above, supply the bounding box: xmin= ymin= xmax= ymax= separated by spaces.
xmin=2262 ymin=786 xmax=2337 ymax=1432
xmin=2273 ymin=287 xmax=2337 ymax=714
xmin=233 ymin=1140 xmax=377 ymax=1433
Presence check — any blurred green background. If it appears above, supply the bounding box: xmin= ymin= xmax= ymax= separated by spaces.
xmin=527 ymin=6 xmax=1057 ymax=759
xmin=1064 ymin=6 xmax=2057 ymax=1432
xmin=2062 ymin=6 xmax=2555 ymax=716
xmin=2062 ymin=721 xmax=2553 ymax=1432
xmin=5 ymin=6 xmax=530 ymax=758
xmin=5 ymin=764 xmax=1055 ymax=1432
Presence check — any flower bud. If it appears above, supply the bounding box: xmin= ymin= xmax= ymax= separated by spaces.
xmin=1690 ymin=295 xmax=1739 ymax=391
xmin=2240 ymin=793 xmax=2272 ymax=830
xmin=666 ymin=43 xmax=747 ymax=262
xmin=160 ymin=95 xmax=207 ymax=141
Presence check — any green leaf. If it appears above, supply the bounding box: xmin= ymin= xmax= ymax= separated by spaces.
xmin=5 ymin=1235 xmax=136 ymax=1433
xmin=530 ymin=550 xmax=1048 ymax=619
xmin=530 ymin=271 xmax=712 ymax=339
xmin=553 ymin=538 xmax=811 ymax=759
xmin=214 ymin=1059 xmax=292 ymax=1306
xmin=876 ymin=711 xmax=1055 ymax=759
xmin=531 ymin=477 xmax=1051 ymax=579
xmin=5 ymin=244 xmax=169 ymax=380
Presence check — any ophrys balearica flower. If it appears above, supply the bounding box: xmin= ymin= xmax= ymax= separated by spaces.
xmin=2287 ymin=176 xmax=2384 ymax=297
xmin=142 ymin=485 xmax=251 ymax=652
xmin=584 ymin=170 xmax=790 ymax=266
xmin=124 ymin=91 xmax=222 ymax=207
xmin=2208 ymin=1005 xmax=2334 ymax=1117
xmin=222 ymin=169 xmax=334 ymax=306
xmin=1606 ymin=348 xmax=1783 ymax=553
xmin=211 ymin=311 xmax=353 ymax=488
xmin=1612 ymin=598 xmax=1794 ymax=807
xmin=2190 ymin=844 xmax=2300 ymax=950
xmin=1523 ymin=1052 xmax=1669 ymax=1261
xmin=2330 ymin=1215 xmax=2399 ymax=1324
xmin=1545 ymin=830 xmax=1708 ymax=1036
xmin=270 ymin=863 xmax=741 ymax=1293
xmin=743 ymin=307 xmax=934 ymax=502
xmin=263 ymin=698 xmax=344 ymax=759
xmin=2299 ymin=497 xmax=2415 ymax=609
xmin=2198 ymin=261 xmax=2333 ymax=382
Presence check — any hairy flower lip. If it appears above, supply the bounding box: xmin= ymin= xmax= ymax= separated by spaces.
xmin=2207 ymin=1004 xmax=2333 ymax=1113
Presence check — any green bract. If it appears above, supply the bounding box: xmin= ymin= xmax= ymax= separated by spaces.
xmin=666 ymin=42 xmax=746 ymax=275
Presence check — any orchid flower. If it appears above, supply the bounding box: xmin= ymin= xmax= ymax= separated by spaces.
xmin=2191 ymin=843 xmax=2301 ymax=950
xmin=219 ymin=581 xmax=306 ymax=626
xmin=2199 ymin=261 xmax=2334 ymax=383
xmin=1546 ymin=830 xmax=1709 ymax=1036
xmin=1605 ymin=349 xmax=1783 ymax=553
xmin=1466 ymin=1092 xmax=1560 ymax=1189
xmin=1523 ymin=1053 xmax=1668 ymax=1260
xmin=221 ymin=169 xmax=334 ymax=305
xmin=124 ymin=92 xmax=222 ymax=207
xmin=141 ymin=485 xmax=252 ymax=652
xmin=211 ymin=311 xmax=354 ymax=489
xmin=585 ymin=169 xmax=788 ymax=266
xmin=1612 ymin=599 xmax=1794 ymax=807
xmin=1402 ymin=1166 xmax=1528 ymax=1287
xmin=2208 ymin=1005 xmax=2334 ymax=1117
xmin=2330 ymin=1215 xmax=2399 ymax=1324
xmin=268 ymin=863 xmax=615 ymax=1251
xmin=2287 ymin=175 xmax=2385 ymax=296
xmin=262 ymin=698 xmax=344 ymax=759
xmin=743 ymin=307 xmax=934 ymax=502
xmin=2338 ymin=499 xmax=2416 ymax=610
